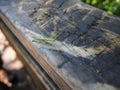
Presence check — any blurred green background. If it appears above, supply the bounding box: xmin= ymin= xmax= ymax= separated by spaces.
xmin=78 ymin=0 xmax=120 ymax=17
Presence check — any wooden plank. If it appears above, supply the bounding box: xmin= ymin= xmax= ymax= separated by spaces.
xmin=0 ymin=19 xmax=53 ymax=90
xmin=0 ymin=10 xmax=73 ymax=90
xmin=0 ymin=0 xmax=120 ymax=90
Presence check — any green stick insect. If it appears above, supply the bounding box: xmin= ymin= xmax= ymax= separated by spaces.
xmin=32 ymin=37 xmax=55 ymax=42
xmin=32 ymin=37 xmax=56 ymax=47
xmin=32 ymin=33 xmax=61 ymax=50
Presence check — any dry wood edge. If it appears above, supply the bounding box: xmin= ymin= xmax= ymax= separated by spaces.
xmin=0 ymin=14 xmax=61 ymax=90
xmin=0 ymin=11 xmax=73 ymax=90
xmin=0 ymin=15 xmax=60 ymax=90
xmin=0 ymin=19 xmax=48 ymax=90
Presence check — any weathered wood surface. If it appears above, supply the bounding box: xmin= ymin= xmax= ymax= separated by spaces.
xmin=0 ymin=0 xmax=120 ymax=90
xmin=0 ymin=19 xmax=55 ymax=90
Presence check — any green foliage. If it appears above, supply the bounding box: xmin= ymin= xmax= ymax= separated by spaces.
xmin=78 ymin=0 xmax=120 ymax=16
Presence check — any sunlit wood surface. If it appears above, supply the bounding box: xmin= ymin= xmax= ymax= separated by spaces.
xmin=0 ymin=0 xmax=120 ymax=90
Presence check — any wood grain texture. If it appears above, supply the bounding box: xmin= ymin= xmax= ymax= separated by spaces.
xmin=0 ymin=0 xmax=120 ymax=90
xmin=0 ymin=11 xmax=73 ymax=90
xmin=0 ymin=19 xmax=48 ymax=90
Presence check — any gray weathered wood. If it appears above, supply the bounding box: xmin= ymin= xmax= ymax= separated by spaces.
xmin=0 ymin=0 xmax=120 ymax=90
